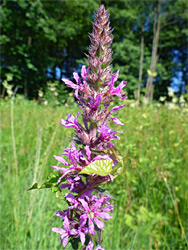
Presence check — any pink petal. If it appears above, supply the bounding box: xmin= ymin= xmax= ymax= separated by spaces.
xmin=62 ymin=79 xmax=78 ymax=90
xmin=81 ymin=65 xmax=89 ymax=80
xmin=121 ymin=95 xmax=128 ymax=100
xmin=110 ymin=117 xmax=124 ymax=125
xmin=86 ymin=241 xmax=94 ymax=250
xmin=50 ymin=165 xmax=67 ymax=171
xmin=114 ymin=70 xmax=119 ymax=81
xmin=108 ymin=105 xmax=125 ymax=115
xmin=54 ymin=155 xmax=69 ymax=166
xmin=63 ymin=216 xmax=70 ymax=232
xmin=85 ymin=145 xmax=91 ymax=161
xmin=93 ymin=92 xmax=101 ymax=109
xmin=51 ymin=227 xmax=65 ymax=235
xmin=56 ymin=211 xmax=65 ymax=218
xmin=88 ymin=218 xmax=95 ymax=235
xmin=76 ymin=112 xmax=79 ymax=120
xmin=66 ymin=193 xmax=77 ymax=204
xmin=70 ymin=229 xmax=78 ymax=236
xmin=118 ymin=80 xmax=127 ymax=89
xmin=73 ymin=72 xmax=81 ymax=84
xmin=107 ymin=70 xmax=119 ymax=86
xmin=95 ymin=212 xmax=113 ymax=220
xmin=79 ymin=198 xmax=90 ymax=212
xmin=81 ymin=65 xmax=87 ymax=80
xmin=95 ymin=245 xmax=105 ymax=250
xmin=61 ymin=235 xmax=69 ymax=248
xmin=91 ymin=199 xmax=102 ymax=212
xmin=58 ymin=169 xmax=74 ymax=182
xmin=79 ymin=231 xmax=86 ymax=245
xmin=93 ymin=217 xmax=104 ymax=230
xmin=80 ymin=214 xmax=88 ymax=227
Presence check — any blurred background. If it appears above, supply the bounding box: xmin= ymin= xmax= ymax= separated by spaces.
xmin=1 ymin=0 xmax=188 ymax=250
xmin=1 ymin=0 xmax=187 ymax=102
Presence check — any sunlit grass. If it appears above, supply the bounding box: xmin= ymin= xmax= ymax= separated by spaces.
xmin=1 ymin=99 xmax=188 ymax=250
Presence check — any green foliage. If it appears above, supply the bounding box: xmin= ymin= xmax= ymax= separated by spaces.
xmin=38 ymin=81 xmax=70 ymax=106
xmin=1 ymin=100 xmax=187 ymax=249
xmin=1 ymin=0 xmax=187 ymax=100
xmin=1 ymin=0 xmax=99 ymax=98
xmin=103 ymin=0 xmax=188 ymax=98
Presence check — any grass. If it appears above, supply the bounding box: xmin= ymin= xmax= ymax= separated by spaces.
xmin=0 ymin=99 xmax=188 ymax=250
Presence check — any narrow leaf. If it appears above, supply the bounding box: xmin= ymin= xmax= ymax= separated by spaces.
xmin=28 ymin=182 xmax=52 ymax=191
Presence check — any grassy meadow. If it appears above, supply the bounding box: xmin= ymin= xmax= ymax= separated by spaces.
xmin=0 ymin=99 xmax=188 ymax=250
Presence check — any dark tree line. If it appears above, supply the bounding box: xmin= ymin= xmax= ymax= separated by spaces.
xmin=1 ymin=0 xmax=187 ymax=100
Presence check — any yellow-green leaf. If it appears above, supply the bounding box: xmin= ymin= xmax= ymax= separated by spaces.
xmin=79 ymin=159 xmax=113 ymax=176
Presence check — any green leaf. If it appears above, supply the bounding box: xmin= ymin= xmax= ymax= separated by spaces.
xmin=46 ymin=172 xmax=64 ymax=184
xmin=28 ymin=182 xmax=52 ymax=191
xmin=79 ymin=160 xmax=113 ymax=176
xmin=28 ymin=172 xmax=64 ymax=191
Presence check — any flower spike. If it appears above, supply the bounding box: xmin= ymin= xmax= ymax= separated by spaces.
xmin=32 ymin=4 xmax=128 ymax=249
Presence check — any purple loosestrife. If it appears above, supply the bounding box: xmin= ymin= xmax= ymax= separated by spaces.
xmin=46 ymin=4 xmax=126 ymax=249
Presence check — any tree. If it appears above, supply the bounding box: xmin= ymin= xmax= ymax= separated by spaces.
xmin=0 ymin=0 xmax=99 ymax=98
xmin=1 ymin=0 xmax=187 ymax=100
xmin=145 ymin=0 xmax=162 ymax=101
xmin=102 ymin=0 xmax=188 ymax=100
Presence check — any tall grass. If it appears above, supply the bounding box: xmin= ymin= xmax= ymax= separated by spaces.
xmin=1 ymin=99 xmax=187 ymax=250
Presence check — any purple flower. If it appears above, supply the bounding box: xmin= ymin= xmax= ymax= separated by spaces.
xmin=95 ymin=245 xmax=105 ymax=250
xmin=107 ymin=71 xmax=128 ymax=100
xmin=79 ymin=196 xmax=113 ymax=235
xmin=52 ymin=216 xmax=77 ymax=248
xmin=82 ymin=241 xmax=105 ymax=250
xmin=51 ymin=164 xmax=75 ymax=183
xmin=56 ymin=209 xmax=69 ymax=219
xmin=54 ymin=210 xmax=88 ymax=246
xmin=65 ymin=193 xmax=79 ymax=209
xmin=63 ymin=142 xmax=86 ymax=166
xmin=50 ymin=5 xmax=126 ymax=249
xmin=52 ymin=141 xmax=114 ymax=184
xmin=61 ymin=114 xmax=94 ymax=145
xmin=98 ymin=124 xmax=121 ymax=141
xmin=74 ymin=223 xmax=89 ymax=246
xmin=60 ymin=175 xmax=85 ymax=193
xmin=88 ymin=92 xmax=102 ymax=111
xmin=51 ymin=142 xmax=86 ymax=182
xmin=62 ymin=65 xmax=92 ymax=97
xmin=85 ymin=241 xmax=94 ymax=250
xmin=51 ymin=159 xmax=79 ymax=183
xmin=60 ymin=112 xmax=82 ymax=130
xmin=92 ymin=124 xmax=122 ymax=150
